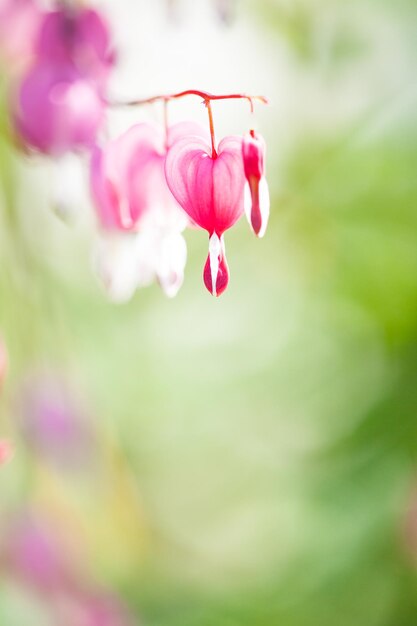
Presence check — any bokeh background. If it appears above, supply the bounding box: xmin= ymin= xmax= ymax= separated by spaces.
xmin=1 ymin=0 xmax=417 ymax=624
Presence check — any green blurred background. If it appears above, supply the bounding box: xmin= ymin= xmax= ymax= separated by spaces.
xmin=1 ymin=0 xmax=417 ymax=624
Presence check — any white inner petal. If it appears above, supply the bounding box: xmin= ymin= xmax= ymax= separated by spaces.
xmin=208 ymin=233 xmax=222 ymax=297
xmin=157 ymin=232 xmax=187 ymax=298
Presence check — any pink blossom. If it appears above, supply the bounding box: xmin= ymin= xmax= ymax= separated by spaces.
xmin=0 ymin=0 xmax=41 ymax=67
xmin=90 ymin=122 xmax=192 ymax=300
xmin=2 ymin=510 xmax=135 ymax=624
xmin=10 ymin=4 xmax=114 ymax=156
xmin=165 ymin=133 xmax=245 ymax=296
xmin=91 ymin=123 xmax=169 ymax=232
xmin=13 ymin=62 xmax=105 ymax=155
xmin=242 ymin=130 xmax=270 ymax=238
xmin=15 ymin=371 xmax=94 ymax=470
xmin=4 ymin=512 xmax=73 ymax=592
xmin=36 ymin=6 xmax=115 ymax=89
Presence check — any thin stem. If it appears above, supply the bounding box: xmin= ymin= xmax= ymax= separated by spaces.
xmin=205 ymin=100 xmax=217 ymax=158
xmin=111 ymin=89 xmax=268 ymax=112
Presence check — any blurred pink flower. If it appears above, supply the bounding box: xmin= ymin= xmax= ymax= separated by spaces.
xmin=0 ymin=0 xmax=41 ymax=67
xmin=165 ymin=133 xmax=245 ymax=296
xmin=90 ymin=122 xmax=192 ymax=300
xmin=3 ymin=510 xmax=136 ymax=624
xmin=242 ymin=130 xmax=270 ymax=238
xmin=16 ymin=371 xmax=94 ymax=469
xmin=11 ymin=3 xmax=114 ymax=155
xmin=13 ymin=62 xmax=105 ymax=155
xmin=4 ymin=512 xmax=73 ymax=592
xmin=36 ymin=6 xmax=115 ymax=89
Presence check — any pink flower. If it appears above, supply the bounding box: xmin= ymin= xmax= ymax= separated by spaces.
xmin=3 ymin=510 xmax=136 ymax=624
xmin=5 ymin=512 xmax=73 ymax=592
xmin=165 ymin=133 xmax=245 ymax=296
xmin=10 ymin=4 xmax=114 ymax=156
xmin=13 ymin=62 xmax=105 ymax=155
xmin=15 ymin=371 xmax=94 ymax=470
xmin=0 ymin=0 xmax=41 ymax=67
xmin=90 ymin=122 xmax=192 ymax=300
xmin=36 ymin=6 xmax=115 ymax=89
xmin=91 ymin=123 xmax=167 ymax=232
xmin=242 ymin=130 xmax=270 ymax=238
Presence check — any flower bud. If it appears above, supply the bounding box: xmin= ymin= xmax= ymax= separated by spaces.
xmin=242 ymin=130 xmax=270 ymax=238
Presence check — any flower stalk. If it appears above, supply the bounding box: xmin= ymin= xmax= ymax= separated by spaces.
xmin=111 ymin=90 xmax=268 ymax=110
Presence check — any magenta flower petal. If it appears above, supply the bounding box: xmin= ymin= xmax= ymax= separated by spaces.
xmin=13 ymin=62 xmax=105 ymax=155
xmin=0 ymin=0 xmax=41 ymax=66
xmin=91 ymin=122 xmax=189 ymax=298
xmin=36 ymin=7 xmax=115 ymax=87
xmin=165 ymin=134 xmax=245 ymax=235
xmin=91 ymin=123 xmax=170 ymax=231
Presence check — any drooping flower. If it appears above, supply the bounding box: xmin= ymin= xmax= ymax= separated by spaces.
xmin=90 ymin=122 xmax=193 ymax=300
xmin=165 ymin=133 xmax=245 ymax=296
xmin=35 ymin=6 xmax=115 ymax=90
xmin=242 ymin=129 xmax=270 ymax=238
xmin=13 ymin=62 xmax=105 ymax=155
xmin=11 ymin=3 xmax=114 ymax=156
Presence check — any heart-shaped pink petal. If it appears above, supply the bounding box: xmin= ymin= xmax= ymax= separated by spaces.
xmin=165 ymin=134 xmax=245 ymax=236
xmin=91 ymin=122 xmax=173 ymax=231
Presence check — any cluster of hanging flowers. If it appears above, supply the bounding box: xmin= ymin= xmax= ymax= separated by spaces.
xmin=4 ymin=0 xmax=270 ymax=299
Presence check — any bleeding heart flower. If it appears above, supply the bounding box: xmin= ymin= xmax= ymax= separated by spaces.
xmin=13 ymin=62 xmax=105 ymax=155
xmin=36 ymin=6 xmax=115 ymax=89
xmin=10 ymin=3 xmax=114 ymax=156
xmin=90 ymin=122 xmax=193 ymax=300
xmin=165 ymin=133 xmax=245 ymax=296
xmin=242 ymin=130 xmax=270 ymax=238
